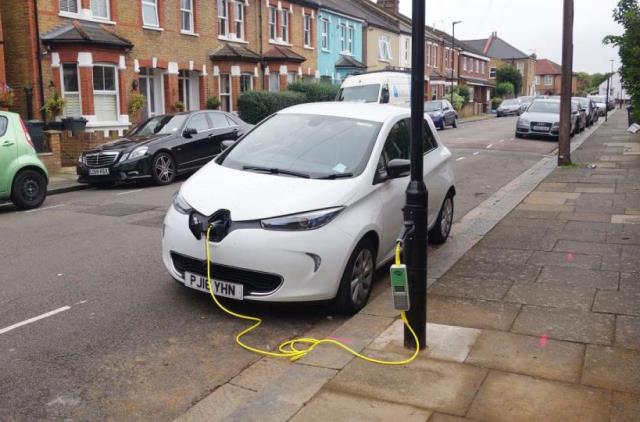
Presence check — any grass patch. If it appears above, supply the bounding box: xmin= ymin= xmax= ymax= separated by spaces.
xmin=559 ymin=162 xmax=582 ymax=169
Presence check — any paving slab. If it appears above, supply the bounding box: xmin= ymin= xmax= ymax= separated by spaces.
xmin=620 ymin=272 xmax=640 ymax=292
xmin=611 ymin=392 xmax=640 ymax=422
xmin=553 ymin=240 xmax=622 ymax=256
xmin=511 ymin=306 xmax=614 ymax=345
xmin=582 ymin=346 xmax=640 ymax=394
xmin=446 ymin=259 xmax=541 ymax=283
xmin=516 ymin=203 xmax=576 ymax=213
xmin=174 ymin=384 xmax=259 ymax=422
xmin=467 ymin=371 xmax=611 ymax=422
xmin=612 ymin=215 xmax=640 ymax=224
xmin=524 ymin=191 xmax=581 ymax=205
xmin=509 ymin=209 xmax=560 ymax=219
xmin=602 ymin=255 xmax=640 ymax=272
xmin=574 ymin=186 xmax=616 ymax=194
xmin=537 ymin=182 xmax=570 ymax=192
xmin=527 ymin=251 xmax=602 ymax=269
xmin=360 ymin=290 xmax=401 ymax=318
xmin=593 ymin=291 xmax=640 ymax=316
xmin=328 ymin=351 xmax=487 ymax=416
xmin=504 ymin=283 xmax=595 ymax=311
xmin=290 ymin=389 xmax=432 ymax=422
xmin=429 ymin=277 xmax=513 ymax=301
xmin=427 ymin=295 xmax=521 ymax=331
xmin=556 ymin=212 xmax=614 ymax=223
xmin=368 ymin=321 xmax=481 ymax=363
xmin=615 ymin=316 xmax=640 ymax=350
xmin=536 ymin=266 xmax=619 ymax=290
xmin=466 ymin=330 xmax=585 ymax=382
xmin=461 ymin=247 xmax=533 ymax=264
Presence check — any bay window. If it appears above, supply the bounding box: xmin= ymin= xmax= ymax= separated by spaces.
xmin=61 ymin=64 xmax=81 ymax=117
xmin=60 ymin=0 xmax=79 ymax=14
xmin=181 ymin=0 xmax=194 ymax=33
xmin=142 ymin=0 xmax=159 ymax=27
xmin=235 ymin=2 xmax=244 ymax=39
xmin=218 ymin=0 xmax=228 ymax=36
xmin=280 ymin=9 xmax=289 ymax=43
xmin=91 ymin=0 xmax=110 ymax=20
xmin=304 ymin=14 xmax=311 ymax=47
xmin=93 ymin=65 xmax=118 ymax=122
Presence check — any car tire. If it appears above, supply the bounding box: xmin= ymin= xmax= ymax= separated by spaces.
xmin=440 ymin=121 xmax=446 ymax=131
xmin=429 ymin=193 xmax=454 ymax=245
xmin=515 ymin=133 xmax=523 ymax=139
xmin=90 ymin=182 xmax=115 ymax=189
xmin=452 ymin=117 xmax=458 ymax=128
xmin=333 ymin=238 xmax=377 ymax=315
xmin=151 ymin=152 xmax=176 ymax=186
xmin=11 ymin=169 xmax=47 ymax=210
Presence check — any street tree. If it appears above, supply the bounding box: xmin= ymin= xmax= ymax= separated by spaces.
xmin=496 ymin=82 xmax=515 ymax=98
xmin=496 ymin=66 xmax=523 ymax=96
xmin=604 ymin=0 xmax=640 ymax=119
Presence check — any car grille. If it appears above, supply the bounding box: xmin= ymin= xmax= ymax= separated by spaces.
xmin=530 ymin=122 xmax=552 ymax=130
xmin=84 ymin=151 xmax=119 ymax=167
xmin=171 ymin=252 xmax=283 ymax=294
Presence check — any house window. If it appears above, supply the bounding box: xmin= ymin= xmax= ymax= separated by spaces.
xmin=139 ymin=68 xmax=163 ymax=117
xmin=378 ymin=35 xmax=392 ymax=61
xmin=535 ymin=76 xmax=540 ymax=85
xmin=347 ymin=26 xmax=355 ymax=55
xmin=280 ymin=9 xmax=289 ymax=43
xmin=141 ymin=0 xmax=159 ymax=27
xmin=320 ymin=18 xmax=329 ymax=50
xmin=444 ymin=48 xmax=449 ymax=69
xmin=287 ymin=72 xmax=298 ymax=84
xmin=268 ymin=72 xmax=280 ymax=92
xmin=544 ymin=75 xmax=553 ymax=85
xmin=60 ymin=0 xmax=79 ymax=14
xmin=220 ymin=74 xmax=231 ymax=112
xmin=304 ymin=14 xmax=311 ymax=47
xmin=178 ymin=70 xmax=191 ymax=111
xmin=433 ymin=45 xmax=438 ymax=67
xmin=218 ymin=0 xmax=228 ymax=36
xmin=490 ymin=67 xmax=497 ymax=78
xmin=463 ymin=56 xmax=467 ymax=71
xmin=481 ymin=62 xmax=485 ymax=75
xmin=268 ymin=7 xmax=277 ymax=40
xmin=181 ymin=0 xmax=194 ymax=33
xmin=61 ymin=64 xmax=81 ymax=117
xmin=517 ymin=62 xmax=525 ymax=74
xmin=240 ymin=74 xmax=253 ymax=92
xmin=426 ymin=44 xmax=431 ymax=66
xmin=91 ymin=0 xmax=110 ymax=20
xmin=403 ymin=37 xmax=410 ymax=64
xmin=93 ymin=65 xmax=118 ymax=122
xmin=339 ymin=23 xmax=346 ymax=52
xmin=235 ymin=1 xmax=244 ymax=39
xmin=475 ymin=59 xmax=479 ymax=73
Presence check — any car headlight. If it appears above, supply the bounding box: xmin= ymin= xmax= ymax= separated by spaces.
xmin=261 ymin=207 xmax=344 ymax=231
xmin=552 ymin=122 xmax=560 ymax=127
xmin=173 ymin=192 xmax=194 ymax=215
xmin=518 ymin=118 xmax=530 ymax=126
xmin=128 ymin=146 xmax=148 ymax=161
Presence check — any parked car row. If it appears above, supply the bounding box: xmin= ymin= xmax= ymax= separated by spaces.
xmin=515 ymin=96 xmax=600 ymax=140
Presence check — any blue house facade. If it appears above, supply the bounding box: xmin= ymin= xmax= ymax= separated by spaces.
xmin=316 ymin=8 xmax=365 ymax=83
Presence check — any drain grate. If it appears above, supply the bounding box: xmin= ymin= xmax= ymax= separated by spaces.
xmin=79 ymin=203 xmax=157 ymax=217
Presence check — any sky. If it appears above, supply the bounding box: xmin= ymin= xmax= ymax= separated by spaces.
xmin=393 ymin=0 xmax=623 ymax=74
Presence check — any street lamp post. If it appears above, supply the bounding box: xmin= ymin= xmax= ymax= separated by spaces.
xmin=404 ymin=0 xmax=427 ymax=350
xmin=450 ymin=21 xmax=462 ymax=105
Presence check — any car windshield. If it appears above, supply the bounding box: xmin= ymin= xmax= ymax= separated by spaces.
xmin=590 ymin=96 xmax=605 ymax=103
xmin=527 ymin=101 xmax=560 ymax=114
xmin=502 ymin=99 xmax=519 ymax=106
xmin=424 ymin=101 xmax=443 ymax=112
xmin=338 ymin=84 xmax=381 ymax=103
xmin=131 ymin=115 xmax=188 ymax=136
xmin=221 ymin=113 xmax=382 ymax=179
xmin=576 ymin=98 xmax=589 ymax=107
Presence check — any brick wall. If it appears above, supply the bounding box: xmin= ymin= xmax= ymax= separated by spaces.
xmin=38 ymin=131 xmax=62 ymax=173
xmin=59 ymin=131 xmax=118 ymax=167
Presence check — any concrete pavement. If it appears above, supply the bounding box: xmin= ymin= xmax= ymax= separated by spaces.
xmin=178 ymin=110 xmax=639 ymax=421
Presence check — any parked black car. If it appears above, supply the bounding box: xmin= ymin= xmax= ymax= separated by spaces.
xmin=77 ymin=111 xmax=252 ymax=187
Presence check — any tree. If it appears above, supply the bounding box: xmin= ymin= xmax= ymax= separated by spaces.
xmin=496 ymin=66 xmax=523 ymax=96
xmin=453 ymin=85 xmax=471 ymax=104
xmin=576 ymin=72 xmax=591 ymax=94
xmin=495 ymin=82 xmax=515 ymax=98
xmin=604 ymin=0 xmax=640 ymax=119
xmin=588 ymin=72 xmax=608 ymax=92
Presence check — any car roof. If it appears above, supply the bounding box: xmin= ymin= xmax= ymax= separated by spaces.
xmin=278 ymin=102 xmax=410 ymax=123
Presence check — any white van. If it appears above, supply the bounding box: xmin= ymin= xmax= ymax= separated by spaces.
xmin=337 ymin=72 xmax=412 ymax=105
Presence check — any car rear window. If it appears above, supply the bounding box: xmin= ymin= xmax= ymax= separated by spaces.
xmin=0 ymin=116 xmax=7 ymax=137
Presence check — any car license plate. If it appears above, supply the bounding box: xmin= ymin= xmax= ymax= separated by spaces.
xmin=184 ymin=271 xmax=244 ymax=300
xmin=88 ymin=168 xmax=110 ymax=176
xmin=533 ymin=125 xmax=550 ymax=132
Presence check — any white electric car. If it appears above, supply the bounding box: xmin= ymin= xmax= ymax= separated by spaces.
xmin=162 ymin=103 xmax=456 ymax=313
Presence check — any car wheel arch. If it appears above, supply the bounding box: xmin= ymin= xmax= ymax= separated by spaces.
xmin=11 ymin=165 xmax=48 ymax=195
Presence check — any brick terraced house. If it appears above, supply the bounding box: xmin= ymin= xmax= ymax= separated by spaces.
xmin=0 ymin=0 xmax=319 ymax=133
xmin=535 ymin=58 xmax=578 ymax=96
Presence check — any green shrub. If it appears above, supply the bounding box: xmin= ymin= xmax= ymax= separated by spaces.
xmin=237 ymin=91 xmax=306 ymax=124
xmin=453 ymin=85 xmax=471 ymax=104
xmin=491 ymin=97 xmax=503 ymax=110
xmin=495 ymin=82 xmax=515 ymax=98
xmin=206 ymin=97 xmax=221 ymax=110
xmin=451 ymin=92 xmax=465 ymax=111
xmin=287 ymin=81 xmax=340 ymax=102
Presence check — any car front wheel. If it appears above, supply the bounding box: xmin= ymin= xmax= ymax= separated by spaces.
xmin=452 ymin=117 xmax=458 ymax=128
xmin=11 ymin=169 xmax=47 ymax=210
xmin=151 ymin=152 xmax=176 ymax=186
xmin=429 ymin=194 xmax=454 ymax=245
xmin=333 ymin=238 xmax=376 ymax=315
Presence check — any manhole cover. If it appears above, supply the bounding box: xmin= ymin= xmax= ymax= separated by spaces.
xmin=79 ymin=203 xmax=157 ymax=217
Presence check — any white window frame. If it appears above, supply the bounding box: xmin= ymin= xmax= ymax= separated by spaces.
xmin=544 ymin=75 xmax=553 ymax=85
xmin=303 ymin=14 xmax=311 ymax=47
xmin=219 ymin=73 xmax=232 ymax=112
xmin=61 ymin=63 xmax=81 ymax=117
xmin=268 ymin=7 xmax=277 ymax=41
xmin=403 ymin=37 xmax=410 ymax=64
xmin=433 ymin=45 xmax=438 ymax=68
xmin=240 ymin=73 xmax=253 ymax=93
xmin=320 ymin=18 xmax=329 ymax=50
xmin=141 ymin=0 xmax=160 ymax=28
xmin=463 ymin=56 xmax=467 ymax=71
xmin=490 ymin=66 xmax=497 ymax=78
xmin=475 ymin=59 xmax=479 ymax=73
xmin=91 ymin=0 xmax=111 ymax=20
xmin=180 ymin=0 xmax=194 ymax=33
xmin=481 ymin=61 xmax=485 ymax=75
xmin=178 ymin=70 xmax=191 ymax=111
xmin=426 ymin=43 xmax=431 ymax=67
xmin=235 ymin=1 xmax=244 ymax=39
xmin=378 ymin=35 xmax=391 ymax=61
xmin=280 ymin=9 xmax=289 ymax=43
xmin=92 ymin=64 xmax=119 ymax=122
xmin=218 ymin=0 xmax=228 ymax=36
xmin=535 ymin=76 xmax=540 ymax=85
xmin=60 ymin=0 xmax=80 ymax=14
xmin=444 ymin=48 xmax=449 ymax=69
xmin=347 ymin=25 xmax=355 ymax=55
xmin=268 ymin=72 xmax=280 ymax=92
xmin=339 ymin=23 xmax=346 ymax=52
xmin=139 ymin=68 xmax=164 ymax=117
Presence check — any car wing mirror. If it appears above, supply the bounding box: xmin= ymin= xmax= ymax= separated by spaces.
xmin=220 ymin=139 xmax=237 ymax=151
xmin=387 ymin=159 xmax=411 ymax=179
xmin=183 ymin=128 xmax=198 ymax=138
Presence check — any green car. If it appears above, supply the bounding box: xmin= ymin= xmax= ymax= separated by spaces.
xmin=0 ymin=111 xmax=48 ymax=209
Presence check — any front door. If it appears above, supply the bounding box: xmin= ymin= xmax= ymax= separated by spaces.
xmin=0 ymin=114 xmax=17 ymax=194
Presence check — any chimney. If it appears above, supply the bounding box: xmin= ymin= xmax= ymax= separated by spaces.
xmin=483 ymin=31 xmax=498 ymax=55
xmin=377 ymin=0 xmax=400 ymax=15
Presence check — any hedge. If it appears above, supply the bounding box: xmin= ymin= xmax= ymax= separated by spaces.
xmin=287 ymin=81 xmax=340 ymax=102
xmin=237 ymin=91 xmax=306 ymax=124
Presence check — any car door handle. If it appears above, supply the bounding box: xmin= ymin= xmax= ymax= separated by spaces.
xmin=207 ymin=133 xmax=215 ymax=138
xmin=2 ymin=141 xmax=15 ymax=147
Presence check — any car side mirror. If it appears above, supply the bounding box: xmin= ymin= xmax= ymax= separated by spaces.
xmin=183 ymin=128 xmax=198 ymax=138
xmin=220 ymin=139 xmax=236 ymax=151
xmin=387 ymin=159 xmax=411 ymax=179
xmin=381 ymin=87 xmax=390 ymax=104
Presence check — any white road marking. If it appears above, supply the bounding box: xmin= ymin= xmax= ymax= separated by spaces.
xmin=25 ymin=204 xmax=66 ymax=213
xmin=0 ymin=306 xmax=71 ymax=335
xmin=456 ymin=157 xmax=466 ymax=161
xmin=75 ymin=300 xmax=88 ymax=305
xmin=473 ymin=152 xmax=480 ymax=156
xmin=116 ymin=189 xmax=144 ymax=196
xmin=486 ymin=144 xmax=494 ymax=149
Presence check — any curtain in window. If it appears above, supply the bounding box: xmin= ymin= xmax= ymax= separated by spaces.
xmin=91 ymin=0 xmax=109 ymax=19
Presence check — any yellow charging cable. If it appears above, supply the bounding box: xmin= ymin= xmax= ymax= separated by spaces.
xmin=204 ymin=226 xmax=420 ymax=364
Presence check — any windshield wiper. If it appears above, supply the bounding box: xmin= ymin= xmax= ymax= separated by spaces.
xmin=242 ymin=166 xmax=310 ymax=179
xmin=316 ymin=173 xmax=354 ymax=180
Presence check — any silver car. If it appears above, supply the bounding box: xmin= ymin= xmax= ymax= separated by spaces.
xmin=497 ymin=98 xmax=522 ymax=117
xmin=515 ymin=99 xmax=578 ymax=140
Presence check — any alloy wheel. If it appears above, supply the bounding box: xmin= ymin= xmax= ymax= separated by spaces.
xmin=350 ymin=248 xmax=374 ymax=307
xmin=154 ymin=155 xmax=175 ymax=184
xmin=441 ymin=197 xmax=454 ymax=239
